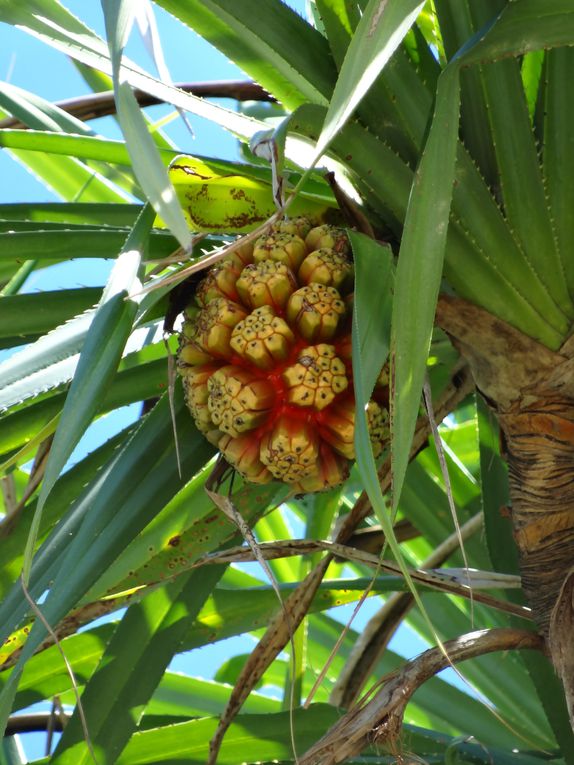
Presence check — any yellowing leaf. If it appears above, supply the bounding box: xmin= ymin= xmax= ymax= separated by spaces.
xmin=167 ymin=155 xmax=331 ymax=233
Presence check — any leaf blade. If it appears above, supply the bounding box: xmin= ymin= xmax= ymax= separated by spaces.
xmin=20 ymin=206 xmax=152 ymax=584
xmin=390 ymin=68 xmax=460 ymax=513
xmin=313 ymin=0 xmax=425 ymax=162
xmin=50 ymin=566 xmax=225 ymax=765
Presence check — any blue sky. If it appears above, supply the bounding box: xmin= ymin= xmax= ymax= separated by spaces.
xmin=1 ymin=3 xmax=451 ymax=760
xmin=0 ymin=0 xmax=246 ymax=203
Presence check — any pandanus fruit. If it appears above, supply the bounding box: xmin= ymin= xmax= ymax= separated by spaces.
xmin=178 ymin=219 xmax=390 ymax=492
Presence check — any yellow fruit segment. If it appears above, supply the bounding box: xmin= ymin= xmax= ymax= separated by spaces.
xmin=190 ymin=298 xmax=248 ymax=358
xmin=260 ymin=416 xmax=319 ymax=483
xmin=219 ymin=433 xmax=273 ymax=484
xmin=286 ymin=284 xmax=347 ymax=342
xmin=207 ymin=366 xmax=275 ymax=437
xmin=236 ymin=260 xmax=297 ymax=310
xmin=366 ymin=400 xmax=390 ymax=457
xmin=253 ymin=233 xmax=308 ymax=271
xmin=305 ymin=224 xmax=350 ymax=254
xmin=195 ymin=261 xmax=241 ymax=307
xmin=298 ymin=247 xmax=354 ymax=293
xmin=321 ymin=397 xmax=356 ymax=459
xmin=230 ymin=306 xmax=295 ymax=370
xmin=294 ymin=447 xmax=349 ymax=493
xmin=282 ymin=344 xmax=348 ymax=410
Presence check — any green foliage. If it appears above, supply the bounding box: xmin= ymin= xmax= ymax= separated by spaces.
xmin=0 ymin=1 xmax=572 ymax=763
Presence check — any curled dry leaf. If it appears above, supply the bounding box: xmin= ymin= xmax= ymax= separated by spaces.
xmin=299 ymin=628 xmax=543 ymax=765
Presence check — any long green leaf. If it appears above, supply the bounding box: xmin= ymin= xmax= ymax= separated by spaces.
xmin=101 ymin=0 xmax=192 ymax=249
xmin=349 ymin=230 xmax=455 ymax=698
xmin=0 ymin=575 xmax=391 ymax=683
xmin=479 ymin=57 xmax=572 ymax=318
xmin=544 ymin=46 xmax=574 ymax=301
xmin=434 ymin=0 xmax=500 ymax=188
xmin=153 ymin=0 xmax=336 ymax=109
xmin=0 ymin=81 xmax=92 ymax=134
xmin=51 ymin=566 xmax=225 ymax=765
xmin=0 ymin=80 xmax=143 ymax=200
xmin=0 ymin=425 xmax=137 ymax=607
xmin=86 ymin=475 xmax=282 ymax=601
xmin=0 ymin=288 xmax=101 ymax=345
xmin=3 ymin=625 xmax=115 ymax=712
xmin=292 ymin=104 xmax=566 ymax=347
xmin=0 ymin=84 xmax=134 ymax=203
xmin=315 ymin=1 xmax=432 ymax=163
xmin=112 ymin=707 xmax=552 ymax=765
xmin=0 ymin=82 xmax=133 ymax=203
xmin=0 ymin=129 xmax=174 ymax=165
xmin=312 ymin=0 xmax=425 ymax=162
xmin=460 ymin=0 xmax=574 ymax=61
xmin=0 ymin=133 xmax=336 ymax=206
xmin=118 ymin=705 xmax=341 ymax=765
xmin=0 ymin=203 xmax=143 ymax=226
xmin=0 ymin=737 xmax=25 ymax=765
xmin=3 ymin=622 xmax=275 ymax=716
xmin=0 ymin=389 xmax=213 ymax=735
xmin=0 ymin=228 xmax=176 ymax=264
xmin=349 ymin=232 xmax=394 ymax=400
xmin=3 ymin=149 xmax=131 ymax=205
xmin=0 ymin=355 xmax=166 ymax=459
xmin=178 ymin=577 xmax=392 ymax=652
xmin=146 ymin=672 xmax=279 ymax=717
xmin=390 ymin=67 xmax=460 ymax=514
xmin=314 ymin=0 xmax=359 ymax=68
xmin=19 ymin=206 xmax=151 ymax=585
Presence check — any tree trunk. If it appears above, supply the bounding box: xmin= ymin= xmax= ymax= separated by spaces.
xmin=500 ymin=397 xmax=574 ymax=637
xmin=436 ymin=295 xmax=574 ymax=724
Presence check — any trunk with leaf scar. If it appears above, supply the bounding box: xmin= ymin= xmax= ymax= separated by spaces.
xmin=500 ymin=397 xmax=574 ymax=638
xmin=436 ymin=295 xmax=574 ymax=723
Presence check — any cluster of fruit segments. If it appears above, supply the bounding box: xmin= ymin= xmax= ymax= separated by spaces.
xmin=177 ymin=218 xmax=390 ymax=492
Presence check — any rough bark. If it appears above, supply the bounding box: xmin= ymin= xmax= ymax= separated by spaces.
xmin=436 ymin=295 xmax=574 ymax=724
xmin=500 ymin=398 xmax=574 ymax=637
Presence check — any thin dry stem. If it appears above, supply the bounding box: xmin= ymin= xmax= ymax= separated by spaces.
xmin=0 ymin=475 xmax=17 ymax=517
xmin=20 ymin=577 xmax=99 ymax=765
xmin=165 ymin=337 xmax=182 ymax=478
xmin=206 ymin=483 xmax=301 ymax=765
xmin=135 ymin=212 xmax=283 ymax=298
xmin=6 ymin=712 xmax=70 ymax=735
xmin=331 ymin=512 xmax=484 ymax=707
xmin=0 ymin=80 xmax=275 ymax=130
xmin=423 ymin=375 xmax=473 ymax=620
xmin=299 ymin=628 xmax=543 ymax=765
xmin=0 ymin=438 xmax=52 ymax=534
xmin=194 ymin=538 xmax=526 ymax=617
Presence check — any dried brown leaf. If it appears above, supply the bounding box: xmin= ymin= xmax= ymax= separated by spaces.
xmin=300 ymin=629 xmax=543 ymax=765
